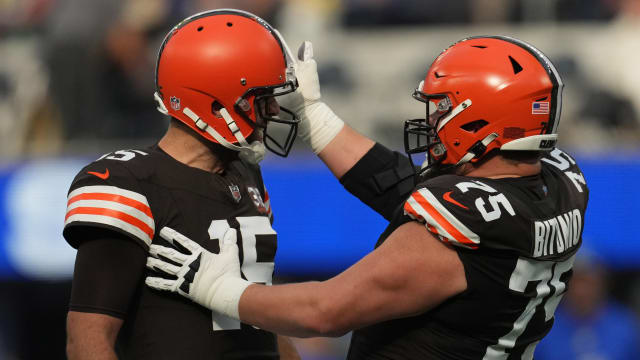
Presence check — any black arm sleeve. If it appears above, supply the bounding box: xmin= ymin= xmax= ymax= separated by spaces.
xmin=339 ymin=143 xmax=416 ymax=221
xmin=69 ymin=229 xmax=147 ymax=319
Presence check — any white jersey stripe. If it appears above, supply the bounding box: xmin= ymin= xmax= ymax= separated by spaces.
xmin=65 ymin=185 xmax=154 ymax=246
xmin=68 ymin=185 xmax=149 ymax=205
xmin=405 ymin=196 xmax=477 ymax=249
xmin=416 ymin=188 xmax=479 ymax=245
xmin=67 ymin=199 xmax=154 ymax=230
xmin=405 ymin=196 xmax=458 ymax=241
xmin=65 ymin=213 xmax=153 ymax=247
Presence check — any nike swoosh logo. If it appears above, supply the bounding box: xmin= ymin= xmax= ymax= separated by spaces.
xmin=87 ymin=169 xmax=110 ymax=180
xmin=443 ymin=191 xmax=468 ymax=209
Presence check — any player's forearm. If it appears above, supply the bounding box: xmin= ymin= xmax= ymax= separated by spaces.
xmin=238 ymin=282 xmax=351 ymax=338
xmin=67 ymin=328 xmax=119 ymax=360
xmin=67 ymin=339 xmax=119 ymax=360
xmin=66 ymin=311 xmax=122 ymax=360
xmin=317 ymin=125 xmax=375 ymax=179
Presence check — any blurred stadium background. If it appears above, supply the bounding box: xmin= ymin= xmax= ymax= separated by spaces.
xmin=1 ymin=0 xmax=640 ymax=359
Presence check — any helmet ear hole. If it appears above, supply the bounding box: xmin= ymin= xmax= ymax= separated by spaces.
xmin=212 ymin=100 xmax=224 ymax=118
xmin=461 ymin=119 xmax=488 ymax=133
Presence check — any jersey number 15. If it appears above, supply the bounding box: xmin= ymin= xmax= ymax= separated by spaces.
xmin=208 ymin=216 xmax=276 ymax=331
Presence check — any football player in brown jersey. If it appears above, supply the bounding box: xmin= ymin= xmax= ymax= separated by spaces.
xmin=148 ymin=36 xmax=588 ymax=359
xmin=64 ymin=9 xmax=302 ymax=360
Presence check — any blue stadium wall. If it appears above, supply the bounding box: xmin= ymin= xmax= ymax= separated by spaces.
xmin=0 ymin=151 xmax=638 ymax=280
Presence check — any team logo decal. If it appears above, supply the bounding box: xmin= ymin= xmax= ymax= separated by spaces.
xmin=87 ymin=168 xmax=110 ymax=180
xmin=229 ymin=184 xmax=242 ymax=203
xmin=170 ymin=96 xmax=181 ymax=111
xmin=247 ymin=186 xmax=268 ymax=214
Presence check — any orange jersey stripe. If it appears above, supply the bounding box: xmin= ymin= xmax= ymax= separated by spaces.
xmin=403 ymin=201 xmax=421 ymax=220
xmin=410 ymin=191 xmax=477 ymax=246
xmin=404 ymin=202 xmax=444 ymax=235
xmin=65 ymin=207 xmax=154 ymax=240
xmin=68 ymin=192 xmax=152 ymax=218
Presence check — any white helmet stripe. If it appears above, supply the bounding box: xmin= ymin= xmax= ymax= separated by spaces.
xmin=456 ymin=132 xmax=499 ymax=166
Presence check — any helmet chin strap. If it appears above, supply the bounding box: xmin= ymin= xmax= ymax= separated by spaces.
xmin=181 ymin=106 xmax=265 ymax=164
xmin=154 ymin=92 xmax=169 ymax=115
xmin=455 ymin=132 xmax=499 ymax=166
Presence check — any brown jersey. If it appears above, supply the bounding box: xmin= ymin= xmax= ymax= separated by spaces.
xmin=63 ymin=145 xmax=279 ymax=359
xmin=343 ymin=146 xmax=589 ymax=360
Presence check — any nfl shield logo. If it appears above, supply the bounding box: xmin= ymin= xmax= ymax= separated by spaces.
xmin=229 ymin=184 xmax=242 ymax=203
xmin=170 ymin=96 xmax=181 ymax=110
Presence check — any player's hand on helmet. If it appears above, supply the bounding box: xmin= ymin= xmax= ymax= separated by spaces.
xmin=294 ymin=41 xmax=322 ymax=105
xmin=289 ymin=41 xmax=344 ymax=154
xmin=145 ymin=225 xmax=250 ymax=319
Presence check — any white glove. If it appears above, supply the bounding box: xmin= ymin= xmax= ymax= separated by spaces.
xmin=292 ymin=41 xmax=344 ymax=154
xmin=145 ymin=226 xmax=250 ymax=320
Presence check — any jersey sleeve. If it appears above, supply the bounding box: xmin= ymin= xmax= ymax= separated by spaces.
xmin=69 ymin=232 xmax=147 ymax=318
xmin=402 ymin=177 xmax=481 ymax=250
xmin=63 ymin=159 xmax=155 ymax=250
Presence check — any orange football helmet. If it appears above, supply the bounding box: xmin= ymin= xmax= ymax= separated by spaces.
xmin=405 ymin=36 xmax=563 ymax=174
xmin=154 ymin=9 xmax=299 ymax=160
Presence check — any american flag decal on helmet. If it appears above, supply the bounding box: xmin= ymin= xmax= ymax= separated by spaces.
xmin=532 ymin=101 xmax=549 ymax=114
